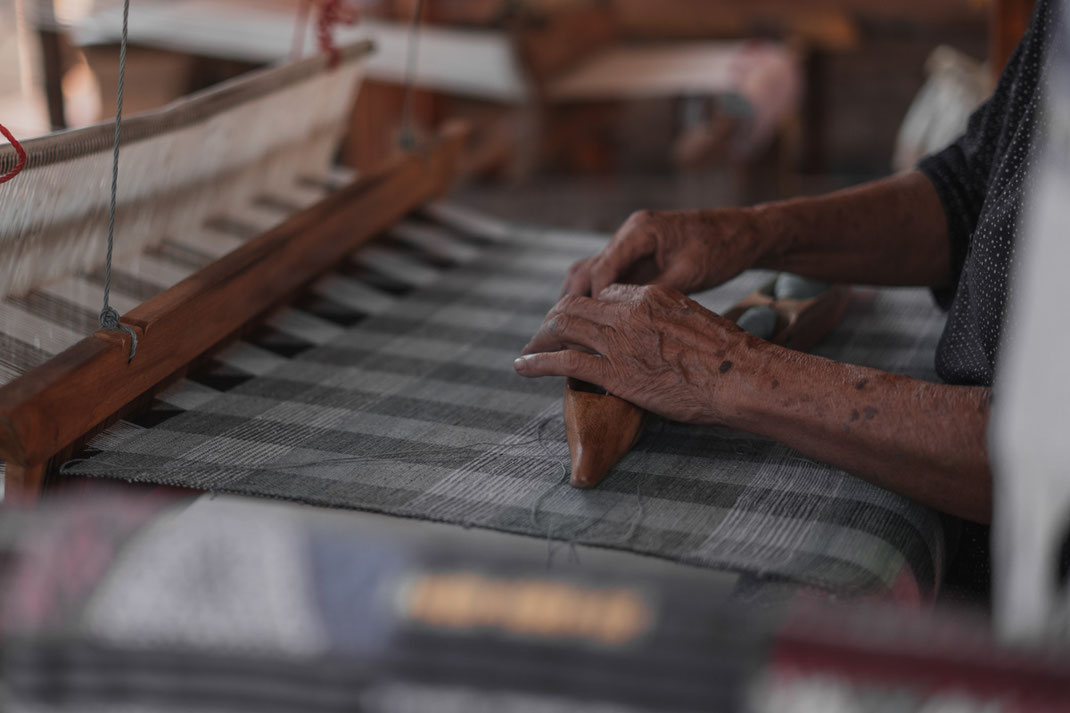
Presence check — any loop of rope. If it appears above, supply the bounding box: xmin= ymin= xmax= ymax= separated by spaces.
xmin=0 ymin=122 xmax=27 ymax=184
xmin=101 ymin=0 xmax=136 ymax=361
xmin=316 ymin=0 xmax=359 ymax=69
xmin=99 ymin=306 xmax=138 ymax=360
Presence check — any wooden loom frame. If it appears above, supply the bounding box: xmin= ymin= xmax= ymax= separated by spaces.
xmin=0 ymin=122 xmax=468 ymax=505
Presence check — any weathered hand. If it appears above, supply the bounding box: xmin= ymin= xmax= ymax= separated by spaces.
xmin=514 ymin=284 xmax=751 ymax=425
xmin=561 ymin=209 xmax=767 ymax=298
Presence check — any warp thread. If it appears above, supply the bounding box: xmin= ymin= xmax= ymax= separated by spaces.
xmin=0 ymin=122 xmax=27 ymax=184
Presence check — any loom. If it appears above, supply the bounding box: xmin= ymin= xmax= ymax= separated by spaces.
xmin=0 ymin=41 xmax=370 ymax=300
xmin=0 ymin=31 xmax=470 ymax=498
xmin=0 ymin=3 xmax=970 ymax=614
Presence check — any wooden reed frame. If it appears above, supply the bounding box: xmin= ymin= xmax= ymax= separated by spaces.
xmin=0 ymin=123 xmax=468 ymax=505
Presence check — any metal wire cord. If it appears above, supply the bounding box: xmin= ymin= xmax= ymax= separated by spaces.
xmin=100 ymin=0 xmax=138 ymax=360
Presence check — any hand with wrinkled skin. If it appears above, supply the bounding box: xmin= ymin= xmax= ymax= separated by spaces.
xmin=562 ymin=171 xmax=957 ymax=300
xmin=561 ymin=209 xmax=766 ymax=298
xmin=517 ymin=284 xmax=751 ymax=425
xmin=515 ymin=281 xmax=994 ymax=523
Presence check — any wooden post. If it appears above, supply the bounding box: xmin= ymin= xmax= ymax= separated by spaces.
xmin=38 ymin=30 xmax=67 ymax=131
xmin=990 ymin=0 xmax=1036 ymax=83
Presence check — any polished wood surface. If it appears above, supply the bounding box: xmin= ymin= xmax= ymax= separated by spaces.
xmin=563 ymin=379 xmax=645 ymax=489
xmin=723 ymin=282 xmax=852 ymax=352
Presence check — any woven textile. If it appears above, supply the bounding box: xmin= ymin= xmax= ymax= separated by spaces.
xmin=67 ymin=212 xmax=949 ymax=598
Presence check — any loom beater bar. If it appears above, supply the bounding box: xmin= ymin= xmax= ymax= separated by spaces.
xmin=0 ymin=123 xmax=468 ymax=492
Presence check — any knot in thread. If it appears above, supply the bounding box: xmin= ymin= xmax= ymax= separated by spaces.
xmin=99 ymin=305 xmax=120 ymax=330
xmin=99 ymin=306 xmax=138 ymax=361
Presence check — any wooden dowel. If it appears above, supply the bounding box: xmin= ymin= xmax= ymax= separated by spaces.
xmin=0 ymin=123 xmax=468 ymax=476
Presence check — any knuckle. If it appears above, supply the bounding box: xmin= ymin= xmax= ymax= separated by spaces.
xmin=562 ymin=350 xmax=585 ymax=371
xmin=547 ymin=314 xmax=570 ymax=335
xmin=567 ymin=258 xmax=592 ymax=275
xmin=556 ymin=294 xmax=580 ymax=313
xmin=637 ymin=284 xmax=660 ymax=298
xmin=620 ymin=210 xmax=656 ymax=236
xmin=590 ymin=265 xmax=613 ymax=287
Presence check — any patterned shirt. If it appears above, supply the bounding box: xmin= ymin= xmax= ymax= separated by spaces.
xmin=919 ymin=0 xmax=1059 ymax=386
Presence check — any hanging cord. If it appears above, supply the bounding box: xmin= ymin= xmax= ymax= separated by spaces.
xmin=398 ymin=0 xmax=426 ymax=150
xmin=100 ymin=0 xmax=137 ymax=360
xmin=0 ymin=123 xmax=27 ymax=184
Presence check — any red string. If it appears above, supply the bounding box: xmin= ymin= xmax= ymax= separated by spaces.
xmin=0 ymin=122 xmax=27 ymax=185
xmin=315 ymin=0 xmax=359 ymax=69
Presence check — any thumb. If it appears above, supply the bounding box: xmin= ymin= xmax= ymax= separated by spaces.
xmin=651 ymin=262 xmax=699 ymax=293
xmin=513 ymin=350 xmax=609 ymax=384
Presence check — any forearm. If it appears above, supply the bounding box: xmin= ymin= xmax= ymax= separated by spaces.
xmin=722 ymin=337 xmax=992 ymax=522
xmin=743 ymin=171 xmax=953 ymax=288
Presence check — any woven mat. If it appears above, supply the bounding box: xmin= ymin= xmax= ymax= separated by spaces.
xmin=67 ymin=212 xmax=948 ymax=598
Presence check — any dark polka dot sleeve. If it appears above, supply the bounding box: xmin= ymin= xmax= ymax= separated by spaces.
xmin=917 ymin=0 xmax=1058 ymax=386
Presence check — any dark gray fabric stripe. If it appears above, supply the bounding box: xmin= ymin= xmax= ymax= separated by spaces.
xmin=85 ymin=267 xmax=163 ymax=302
xmin=147 ymin=240 xmax=215 ymax=271
xmin=0 ymin=332 xmax=53 ymax=373
xmin=344 ymin=317 xmax=532 ymax=350
xmin=301 ymin=345 xmax=545 ymax=395
xmin=233 ymin=378 xmax=536 ymax=433
xmin=411 ymin=286 xmax=557 ymax=315
xmin=7 ymin=290 xmax=99 ymax=335
xmin=205 ymin=216 xmax=261 ymax=239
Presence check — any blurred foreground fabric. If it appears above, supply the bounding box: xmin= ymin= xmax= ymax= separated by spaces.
xmin=1 ymin=494 xmax=1068 ymax=712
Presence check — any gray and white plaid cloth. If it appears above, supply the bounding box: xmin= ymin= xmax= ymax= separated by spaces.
xmin=67 ymin=210 xmax=949 ymax=600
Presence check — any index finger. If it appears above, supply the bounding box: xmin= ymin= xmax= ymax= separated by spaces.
xmin=561 ymin=258 xmax=595 ymax=297
xmin=590 ymin=229 xmax=655 ymax=297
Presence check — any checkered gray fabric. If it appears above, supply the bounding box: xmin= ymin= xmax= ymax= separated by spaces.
xmin=66 ymin=213 xmax=948 ymax=598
